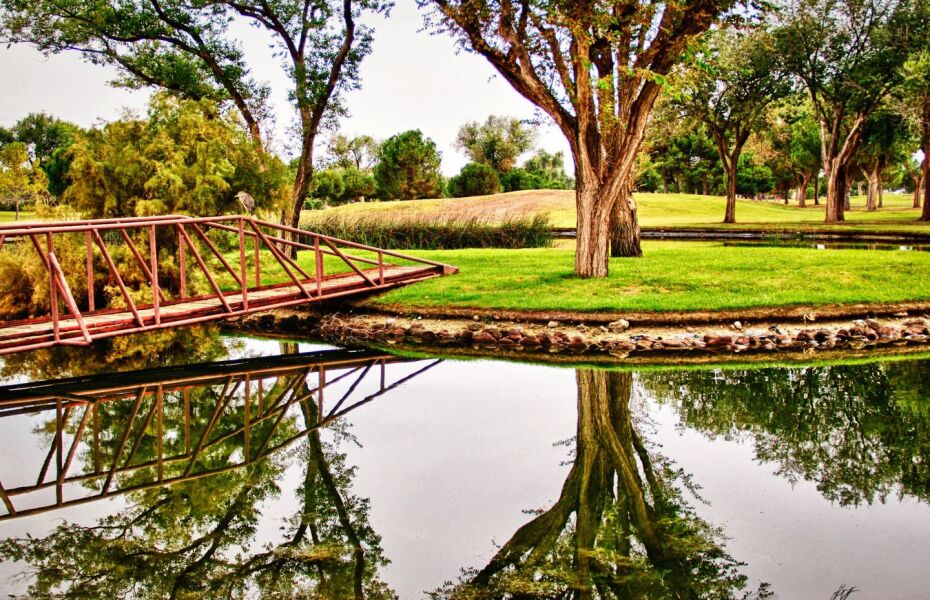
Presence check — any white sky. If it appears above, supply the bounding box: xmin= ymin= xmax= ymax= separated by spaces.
xmin=0 ymin=0 xmax=571 ymax=176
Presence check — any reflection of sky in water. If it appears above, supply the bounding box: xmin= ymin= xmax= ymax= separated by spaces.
xmin=0 ymin=333 xmax=928 ymax=598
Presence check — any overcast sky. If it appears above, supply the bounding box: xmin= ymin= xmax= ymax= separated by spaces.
xmin=0 ymin=0 xmax=572 ymax=175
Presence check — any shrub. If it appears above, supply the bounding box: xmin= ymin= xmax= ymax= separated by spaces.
xmin=500 ymin=168 xmax=539 ymax=192
xmin=447 ymin=162 xmax=501 ymax=197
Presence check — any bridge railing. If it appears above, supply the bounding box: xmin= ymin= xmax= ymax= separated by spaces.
xmin=0 ymin=215 xmax=456 ymax=353
xmin=0 ymin=349 xmax=442 ymax=520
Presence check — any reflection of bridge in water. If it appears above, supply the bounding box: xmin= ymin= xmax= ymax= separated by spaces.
xmin=0 ymin=349 xmax=440 ymax=521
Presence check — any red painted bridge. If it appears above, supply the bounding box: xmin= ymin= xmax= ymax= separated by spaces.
xmin=0 ymin=215 xmax=456 ymax=355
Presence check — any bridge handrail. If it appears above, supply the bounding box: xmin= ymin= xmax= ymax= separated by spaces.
xmin=0 ymin=214 xmax=456 ymax=273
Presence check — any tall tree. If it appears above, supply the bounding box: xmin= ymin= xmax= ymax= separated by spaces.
xmin=766 ymin=98 xmax=822 ymax=207
xmin=325 ymin=133 xmax=380 ymax=171
xmin=0 ymin=141 xmax=49 ymax=218
xmin=898 ymin=3 xmax=930 ymax=221
xmin=372 ymin=129 xmax=443 ymax=200
xmin=420 ymin=0 xmax=736 ymax=276
xmin=675 ymin=28 xmax=788 ymax=223
xmin=856 ymin=110 xmax=911 ymax=211
xmin=454 ymin=114 xmax=536 ymax=173
xmin=774 ymin=0 xmax=911 ymax=223
xmin=63 ymin=95 xmax=286 ymax=218
xmin=0 ymin=0 xmax=391 ymax=241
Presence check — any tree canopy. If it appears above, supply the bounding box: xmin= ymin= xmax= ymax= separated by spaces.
xmin=373 ymin=129 xmax=442 ymax=200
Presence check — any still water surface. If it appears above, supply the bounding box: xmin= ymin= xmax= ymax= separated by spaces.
xmin=0 ymin=328 xmax=927 ymax=599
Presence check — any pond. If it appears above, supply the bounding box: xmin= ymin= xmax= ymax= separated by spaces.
xmin=0 ymin=327 xmax=928 ymax=599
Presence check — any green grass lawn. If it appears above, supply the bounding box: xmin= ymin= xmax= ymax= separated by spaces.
xmin=0 ymin=211 xmax=35 ymax=223
xmin=302 ymin=190 xmax=928 ymax=234
xmin=354 ymin=242 xmax=930 ymax=313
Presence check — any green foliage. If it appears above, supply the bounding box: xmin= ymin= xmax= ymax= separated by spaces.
xmin=306 ymin=212 xmax=552 ymax=249
xmin=324 ymin=133 xmax=380 ymax=170
xmin=63 ymin=94 xmax=287 ymax=218
xmin=312 ymin=167 xmax=376 ymax=205
xmin=0 ymin=141 xmax=50 ymax=211
xmin=736 ymin=152 xmax=775 ymax=197
xmin=312 ymin=168 xmax=347 ymax=205
xmin=373 ymin=129 xmax=443 ymax=200
xmin=448 ymin=162 xmax=501 ymax=197
xmin=454 ymin=115 xmax=535 ymax=173
xmin=521 ymin=149 xmax=573 ymax=189
xmin=5 ymin=112 xmax=81 ymax=196
xmin=340 ymin=167 xmax=376 ymax=203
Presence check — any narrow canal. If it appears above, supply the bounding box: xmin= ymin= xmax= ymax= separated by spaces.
xmin=0 ymin=327 xmax=927 ymax=598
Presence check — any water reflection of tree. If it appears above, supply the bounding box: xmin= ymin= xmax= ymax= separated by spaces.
xmin=641 ymin=361 xmax=930 ymax=506
xmin=0 ymin=324 xmax=230 ymax=381
xmin=0 ymin=343 xmax=393 ymax=599
xmin=434 ymin=369 xmax=747 ymax=599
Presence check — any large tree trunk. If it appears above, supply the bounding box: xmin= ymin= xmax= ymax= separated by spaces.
xmin=610 ymin=183 xmax=642 ymax=258
xmin=913 ymin=174 xmax=922 ymax=208
xmin=285 ymin=128 xmax=315 ymax=257
xmin=864 ymin=163 xmax=879 ymax=212
xmin=795 ymin=172 xmax=811 ymax=208
xmin=711 ymin=129 xmax=747 ymax=225
xmin=576 ymin=180 xmax=616 ymax=278
xmin=820 ymin=113 xmax=865 ymax=223
xmin=814 ymin=172 xmax=820 ymax=205
xmin=724 ymin=165 xmax=737 ymax=223
xmin=824 ymin=160 xmax=847 ymax=223
xmin=844 ymin=169 xmax=852 ymax=212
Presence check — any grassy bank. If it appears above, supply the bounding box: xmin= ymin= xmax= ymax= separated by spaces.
xmin=302 ymin=190 xmax=928 ymax=234
xmin=355 ymin=242 xmax=930 ymax=314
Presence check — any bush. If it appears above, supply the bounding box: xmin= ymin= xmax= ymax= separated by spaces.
xmin=304 ymin=212 xmax=552 ymax=250
xmin=500 ymin=168 xmax=539 ymax=192
xmin=447 ymin=162 xmax=501 ymax=197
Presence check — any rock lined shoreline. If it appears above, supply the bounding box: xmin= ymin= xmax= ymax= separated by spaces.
xmin=230 ymin=308 xmax=930 ymax=358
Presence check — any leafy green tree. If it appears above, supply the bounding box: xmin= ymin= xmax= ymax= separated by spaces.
xmin=325 ymin=133 xmax=380 ymax=171
xmin=63 ymin=94 xmax=286 ymax=218
xmin=774 ymin=0 xmax=912 ymax=223
xmin=644 ymin=116 xmax=722 ymax=195
xmin=765 ymin=98 xmax=822 ymax=206
xmin=447 ymin=162 xmax=501 ymax=197
xmin=0 ymin=0 xmax=391 ymax=238
xmin=454 ymin=115 xmax=535 ymax=173
xmin=675 ymin=28 xmax=789 ymax=223
xmin=902 ymin=156 xmax=924 ymax=208
xmin=373 ymin=129 xmax=442 ymax=200
xmin=7 ymin=112 xmax=81 ymax=196
xmin=856 ymin=110 xmax=912 ymax=210
xmin=736 ymin=151 xmax=775 ymax=198
xmin=339 ymin=166 xmax=376 ymax=203
xmin=312 ymin=168 xmax=346 ymax=206
xmin=522 ymin=149 xmax=573 ymax=189
xmin=420 ymin=0 xmax=738 ymax=274
xmin=898 ymin=11 xmax=930 ymax=220
xmin=499 ymin=167 xmax=535 ymax=192
xmin=0 ymin=141 xmax=49 ymax=217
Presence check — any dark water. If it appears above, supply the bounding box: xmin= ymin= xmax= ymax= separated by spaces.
xmin=0 ymin=328 xmax=928 ymax=599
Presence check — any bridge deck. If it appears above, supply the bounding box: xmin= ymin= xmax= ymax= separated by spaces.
xmin=0 ymin=264 xmax=440 ymax=354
